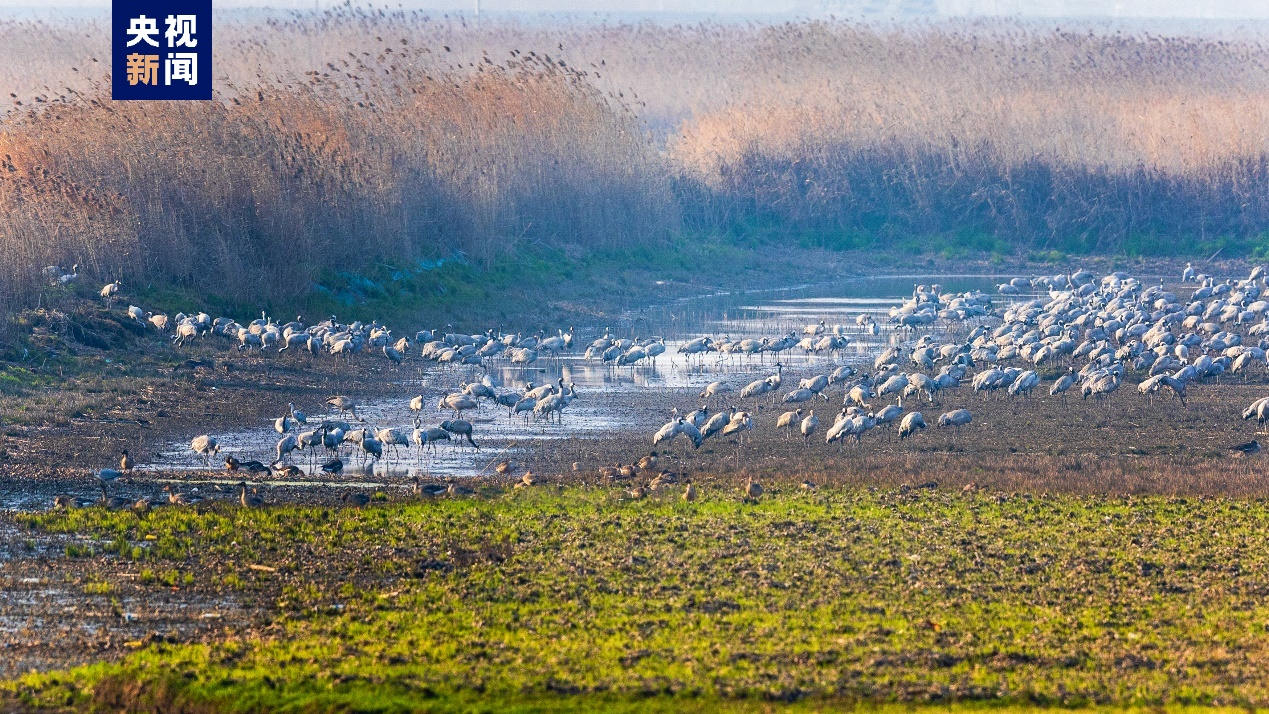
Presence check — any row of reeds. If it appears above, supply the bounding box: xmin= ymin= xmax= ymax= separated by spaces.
xmin=0 ymin=32 xmax=674 ymax=318
xmin=2 ymin=11 xmax=1269 ymax=320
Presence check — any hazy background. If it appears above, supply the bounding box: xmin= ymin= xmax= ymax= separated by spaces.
xmin=1 ymin=0 xmax=1269 ymax=18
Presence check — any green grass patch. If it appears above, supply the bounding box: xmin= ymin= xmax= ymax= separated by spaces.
xmin=122 ymin=234 xmax=767 ymax=331
xmin=9 ymin=488 xmax=1269 ymax=710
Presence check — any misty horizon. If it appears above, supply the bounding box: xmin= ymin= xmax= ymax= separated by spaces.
xmin=3 ymin=0 xmax=1269 ymax=19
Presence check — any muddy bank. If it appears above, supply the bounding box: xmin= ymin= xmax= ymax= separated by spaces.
xmin=0 ymin=513 xmax=258 ymax=679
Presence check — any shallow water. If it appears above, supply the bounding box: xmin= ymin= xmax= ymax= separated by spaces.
xmin=0 ymin=485 xmax=60 ymax=513
xmin=139 ymin=274 xmax=1025 ymax=481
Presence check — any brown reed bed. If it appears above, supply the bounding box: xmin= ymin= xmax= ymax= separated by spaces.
xmin=2 ymin=12 xmax=1269 ymax=328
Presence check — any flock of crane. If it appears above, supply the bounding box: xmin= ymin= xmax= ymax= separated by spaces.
xmin=79 ymin=260 xmax=1269 ymax=503
xmin=650 ymin=262 xmax=1269 ymax=458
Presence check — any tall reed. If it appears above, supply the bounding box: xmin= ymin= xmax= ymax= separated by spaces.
xmin=2 ymin=12 xmax=1269 ymax=321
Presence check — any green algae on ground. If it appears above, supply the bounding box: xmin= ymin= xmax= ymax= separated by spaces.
xmin=8 ymin=486 xmax=1269 ymax=711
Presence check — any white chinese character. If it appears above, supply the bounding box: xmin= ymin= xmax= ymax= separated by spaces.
xmin=125 ymin=15 xmax=160 ymax=47
xmin=164 ymin=53 xmax=198 ymax=86
xmin=164 ymin=15 xmax=197 ymax=48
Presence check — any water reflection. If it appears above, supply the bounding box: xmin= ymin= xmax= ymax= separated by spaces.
xmin=146 ymin=274 xmax=1019 ymax=479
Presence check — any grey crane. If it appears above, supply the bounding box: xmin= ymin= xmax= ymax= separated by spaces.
xmin=776 ymin=408 xmax=803 ymax=438
xmin=441 ymin=419 xmax=479 ymax=449
xmin=898 ymin=412 xmax=927 ymax=440
xmin=800 ymin=410 xmax=819 ymax=442
xmin=1050 ymin=371 xmax=1077 ymax=398
xmin=653 ymin=417 xmax=702 ymax=450
xmin=326 ymin=395 xmax=358 ymax=420
xmin=1008 ymin=370 xmax=1039 ymax=397
xmin=439 ymin=392 xmax=478 ymax=418
xmin=937 ymin=409 xmax=972 ymax=430
xmin=99 ymin=280 xmax=121 ymax=304
xmin=700 ymin=407 xmax=735 ymax=442
xmin=744 ymin=476 xmax=763 ymax=501
xmin=685 ymin=405 xmax=710 ymax=429
xmin=190 ymin=434 xmax=219 ymax=466
xmin=783 ymin=387 xmax=826 ymax=405
xmin=276 ymin=433 xmax=298 ymax=463
xmin=94 ymin=468 xmax=123 ymax=502
xmin=721 ymin=410 xmax=754 ymax=443
xmin=699 ymin=381 xmax=732 ymax=399
xmin=57 ymin=264 xmax=79 ymax=285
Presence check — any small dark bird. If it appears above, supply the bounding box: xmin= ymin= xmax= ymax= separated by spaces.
xmin=1232 ymin=439 xmax=1262 ymax=456
xmin=271 ymin=462 xmax=303 ymax=478
xmin=173 ymin=358 xmax=212 ymax=373
xmin=163 ymin=485 xmax=188 ymax=505
xmin=342 ymin=492 xmax=371 ymax=507
xmin=745 ymin=477 xmax=763 ymax=501
xmin=53 ymin=494 xmax=76 ymax=510
xmin=320 ymin=458 xmax=343 ymax=474
xmin=226 ymin=456 xmax=269 ymax=474
xmin=104 ymin=495 xmax=131 ymax=510
xmin=119 ymin=450 xmax=134 ymax=471
xmin=649 ymin=470 xmax=679 ymax=490
xmin=238 ymin=481 xmax=264 ymax=507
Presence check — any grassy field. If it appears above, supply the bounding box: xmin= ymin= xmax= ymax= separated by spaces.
xmin=8 ymin=485 xmax=1269 ymax=711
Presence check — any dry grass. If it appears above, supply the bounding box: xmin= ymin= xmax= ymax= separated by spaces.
xmin=0 ymin=12 xmax=674 ymax=321
xmin=3 ymin=12 xmax=1269 ymax=320
xmin=666 ymin=24 xmax=1269 ymax=249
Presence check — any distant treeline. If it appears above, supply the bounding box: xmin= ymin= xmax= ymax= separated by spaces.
xmin=2 ymin=13 xmax=1268 ymax=315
